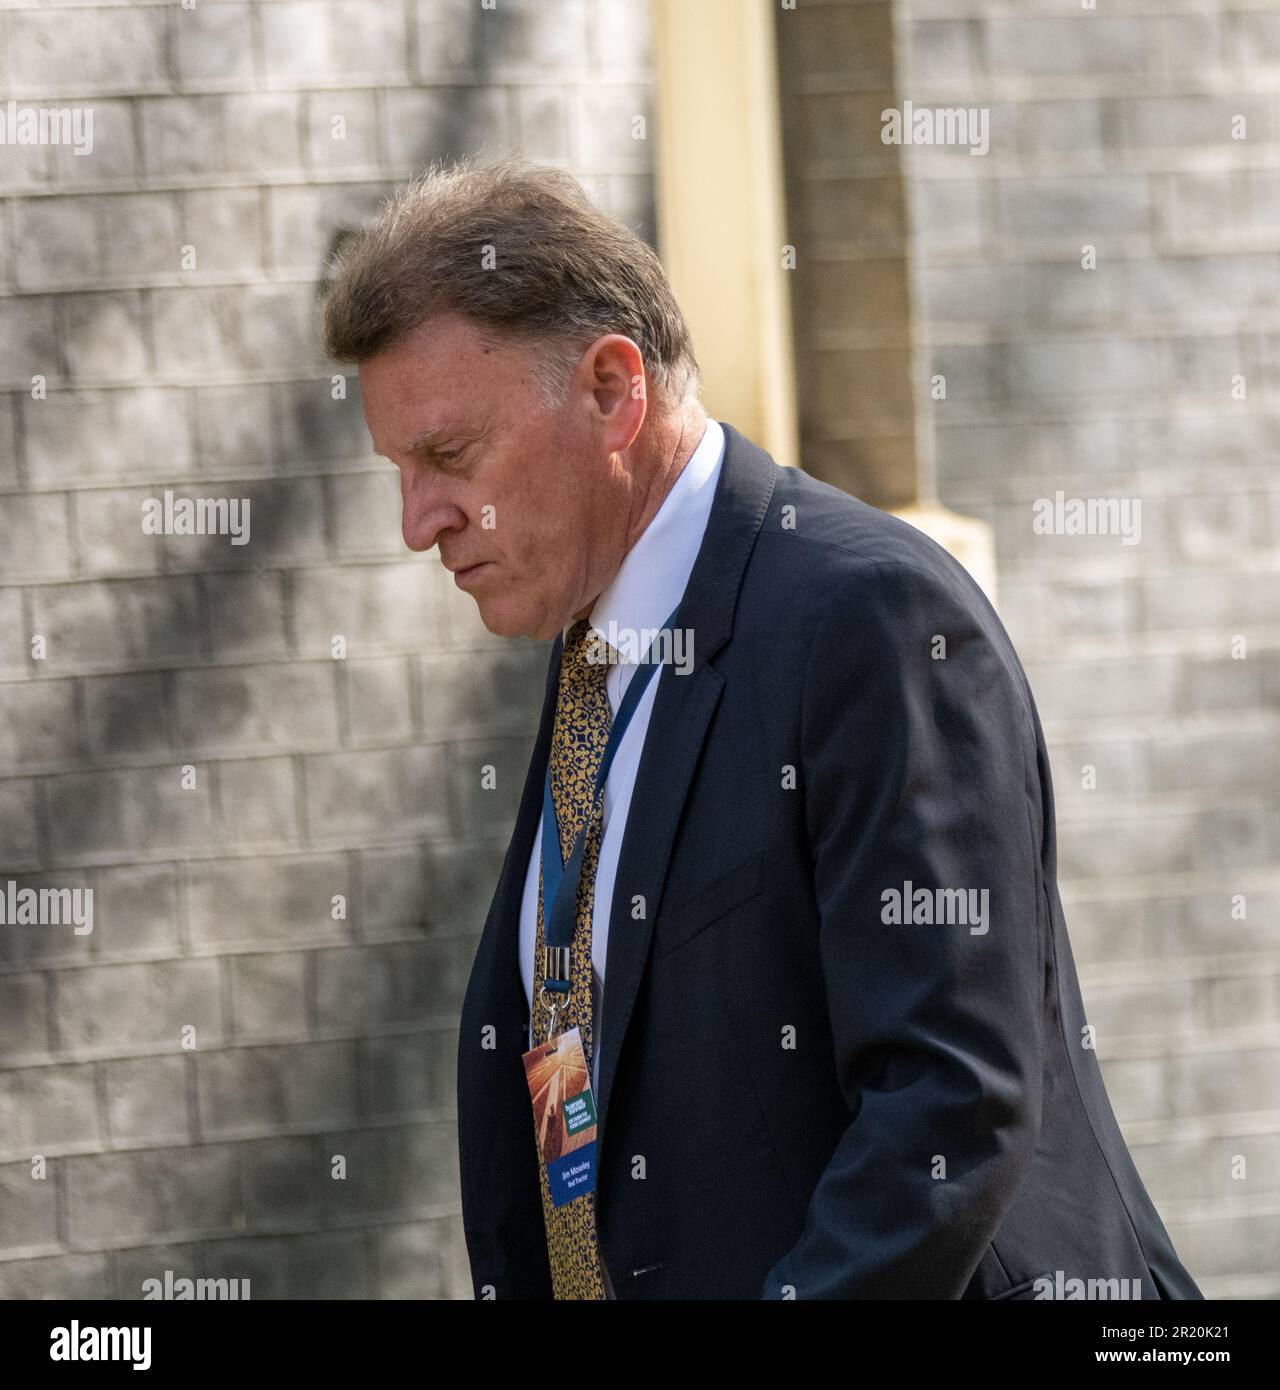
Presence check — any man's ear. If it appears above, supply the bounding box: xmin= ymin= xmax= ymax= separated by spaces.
xmin=582 ymin=334 xmax=647 ymax=453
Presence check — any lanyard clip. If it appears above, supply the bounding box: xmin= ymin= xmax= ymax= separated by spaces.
xmin=544 ymin=945 xmax=571 ymax=986
xmin=538 ymin=983 xmax=568 ymax=1041
xmin=540 ymin=947 xmax=571 ymax=1041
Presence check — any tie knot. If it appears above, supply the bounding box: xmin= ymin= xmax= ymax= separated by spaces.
xmin=563 ymin=620 xmax=614 ymax=685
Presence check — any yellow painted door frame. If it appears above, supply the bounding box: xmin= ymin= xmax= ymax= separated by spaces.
xmin=650 ymin=0 xmax=799 ymax=469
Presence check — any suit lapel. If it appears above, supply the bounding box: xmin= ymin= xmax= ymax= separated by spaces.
xmin=489 ymin=634 xmax=563 ymax=1028
xmin=594 ymin=422 xmax=778 ymax=1138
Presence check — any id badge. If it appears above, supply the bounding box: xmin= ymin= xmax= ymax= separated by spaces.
xmin=522 ymin=1026 xmax=598 ymax=1207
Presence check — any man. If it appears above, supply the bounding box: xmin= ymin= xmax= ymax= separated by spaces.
xmin=324 ymin=157 xmax=1202 ymax=1301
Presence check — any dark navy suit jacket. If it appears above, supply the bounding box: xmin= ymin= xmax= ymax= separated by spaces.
xmin=456 ymin=422 xmax=1203 ymax=1300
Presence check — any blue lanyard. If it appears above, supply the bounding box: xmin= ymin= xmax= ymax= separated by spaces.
xmin=539 ymin=607 xmax=680 ymax=988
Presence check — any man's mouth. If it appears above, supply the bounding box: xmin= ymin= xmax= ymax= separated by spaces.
xmin=453 ymin=562 xmax=491 ymax=589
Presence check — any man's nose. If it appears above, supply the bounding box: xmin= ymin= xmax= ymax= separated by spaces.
xmin=400 ymin=473 xmax=464 ymax=553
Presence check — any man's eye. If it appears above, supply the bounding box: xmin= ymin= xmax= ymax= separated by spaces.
xmin=435 ymin=447 xmax=464 ymax=464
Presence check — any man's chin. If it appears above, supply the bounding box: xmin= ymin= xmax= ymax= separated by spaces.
xmin=472 ymin=597 xmax=548 ymax=641
xmin=472 ymin=594 xmax=567 ymax=642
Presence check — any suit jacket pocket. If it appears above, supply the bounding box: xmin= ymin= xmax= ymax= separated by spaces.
xmin=656 ymin=856 xmax=771 ymax=957
xmin=989 ymin=1272 xmax=1053 ymax=1301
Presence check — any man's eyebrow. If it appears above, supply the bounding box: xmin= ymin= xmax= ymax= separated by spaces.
xmin=402 ymin=426 xmax=456 ymax=453
xmin=370 ymin=427 xmax=453 ymax=459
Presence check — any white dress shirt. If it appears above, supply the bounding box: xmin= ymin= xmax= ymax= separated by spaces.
xmin=518 ymin=417 xmax=725 ymax=1097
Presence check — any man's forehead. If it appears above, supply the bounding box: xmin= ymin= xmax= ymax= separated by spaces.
xmin=360 ymin=318 xmax=524 ymax=406
xmin=358 ymin=345 xmax=459 ymax=440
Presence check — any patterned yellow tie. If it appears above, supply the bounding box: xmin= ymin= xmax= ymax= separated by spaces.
xmin=531 ymin=618 xmax=612 ymax=1300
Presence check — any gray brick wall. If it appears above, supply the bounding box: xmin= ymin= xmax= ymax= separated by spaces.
xmin=891 ymin=0 xmax=1280 ymax=1297
xmin=0 ymin=0 xmax=655 ymax=1298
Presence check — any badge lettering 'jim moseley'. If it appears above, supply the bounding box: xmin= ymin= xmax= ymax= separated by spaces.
xmin=522 ymin=1026 xmax=599 ymax=1208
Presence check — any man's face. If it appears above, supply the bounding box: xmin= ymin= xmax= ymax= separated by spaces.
xmin=359 ymin=313 xmax=634 ymax=641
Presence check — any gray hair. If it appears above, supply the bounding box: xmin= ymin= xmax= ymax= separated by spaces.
xmin=323 ymin=155 xmax=701 ymax=410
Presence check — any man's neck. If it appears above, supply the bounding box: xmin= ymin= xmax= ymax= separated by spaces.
xmin=573 ymin=401 xmax=708 ymax=622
